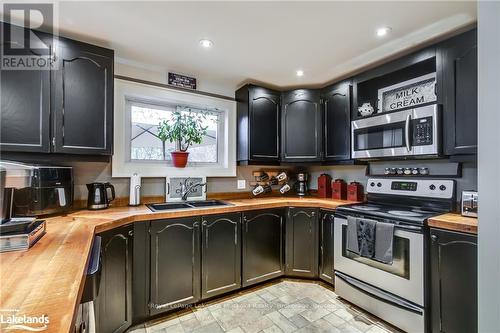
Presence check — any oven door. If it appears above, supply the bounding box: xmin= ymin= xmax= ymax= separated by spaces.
xmin=333 ymin=216 xmax=424 ymax=306
xmin=351 ymin=105 xmax=439 ymax=159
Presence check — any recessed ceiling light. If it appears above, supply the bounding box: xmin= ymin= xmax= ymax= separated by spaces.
xmin=296 ymin=70 xmax=304 ymax=77
xmin=199 ymin=39 xmax=213 ymax=48
xmin=376 ymin=27 xmax=392 ymax=37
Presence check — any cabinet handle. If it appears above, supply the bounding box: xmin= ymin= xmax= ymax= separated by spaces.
xmin=431 ymin=234 xmax=438 ymax=242
xmin=202 ymin=220 xmax=207 ymax=226
xmin=128 ymin=230 xmax=134 ymax=237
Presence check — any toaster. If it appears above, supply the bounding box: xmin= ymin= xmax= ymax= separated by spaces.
xmin=461 ymin=191 xmax=478 ymax=217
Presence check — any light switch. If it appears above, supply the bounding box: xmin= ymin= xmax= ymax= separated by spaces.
xmin=237 ymin=179 xmax=246 ymax=189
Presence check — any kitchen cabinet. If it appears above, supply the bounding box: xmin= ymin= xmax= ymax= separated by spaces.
xmin=149 ymin=217 xmax=201 ymax=316
xmin=319 ymin=210 xmax=335 ymax=284
xmin=430 ymin=228 xmax=477 ymax=333
xmin=281 ymin=89 xmax=323 ymax=162
xmin=95 ymin=224 xmax=133 ymax=333
xmin=285 ymin=207 xmax=319 ymax=278
xmin=0 ymin=23 xmax=52 ymax=153
xmin=438 ymin=28 xmax=477 ymax=156
xmin=0 ymin=22 xmax=114 ymax=157
xmin=201 ymin=213 xmax=241 ymax=299
xmin=242 ymin=209 xmax=285 ymax=286
xmin=52 ymin=37 xmax=114 ymax=155
xmin=322 ymin=81 xmax=352 ymax=161
xmin=236 ymin=85 xmax=281 ymax=164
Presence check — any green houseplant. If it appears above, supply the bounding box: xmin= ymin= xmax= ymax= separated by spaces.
xmin=157 ymin=109 xmax=208 ymax=167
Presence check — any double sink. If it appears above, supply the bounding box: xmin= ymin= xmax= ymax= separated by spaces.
xmin=147 ymin=200 xmax=232 ymax=212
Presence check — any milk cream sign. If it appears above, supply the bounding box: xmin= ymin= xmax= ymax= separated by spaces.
xmin=378 ymin=73 xmax=437 ymax=112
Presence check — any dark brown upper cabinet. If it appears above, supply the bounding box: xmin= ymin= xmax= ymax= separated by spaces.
xmin=438 ymin=28 xmax=477 ymax=156
xmin=0 ymin=23 xmax=52 ymax=153
xmin=0 ymin=23 xmax=114 ymax=157
xmin=236 ymin=85 xmax=280 ymax=164
xmin=52 ymin=37 xmax=114 ymax=155
xmin=322 ymin=81 xmax=352 ymax=162
xmin=281 ymin=89 xmax=323 ymax=162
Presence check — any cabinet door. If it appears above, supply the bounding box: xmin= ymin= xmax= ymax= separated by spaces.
xmin=286 ymin=208 xmax=318 ymax=278
xmin=0 ymin=24 xmax=51 ymax=153
xmin=281 ymin=89 xmax=322 ymax=162
xmin=430 ymin=228 xmax=477 ymax=333
xmin=319 ymin=210 xmax=335 ymax=284
xmin=323 ymin=82 xmax=351 ymax=161
xmin=149 ymin=217 xmax=200 ymax=315
xmin=242 ymin=209 xmax=285 ymax=287
xmin=201 ymin=213 xmax=241 ymax=299
xmin=249 ymin=86 xmax=280 ymax=160
xmin=52 ymin=38 xmax=113 ymax=155
xmin=96 ymin=224 xmax=133 ymax=333
xmin=440 ymin=29 xmax=477 ymax=156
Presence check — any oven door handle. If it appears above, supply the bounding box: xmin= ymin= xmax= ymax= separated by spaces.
xmin=335 ymin=271 xmax=424 ymax=315
xmin=405 ymin=114 xmax=412 ymax=152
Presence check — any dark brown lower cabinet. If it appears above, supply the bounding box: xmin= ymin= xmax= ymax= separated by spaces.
xmin=149 ymin=217 xmax=201 ymax=316
xmin=430 ymin=228 xmax=477 ymax=333
xmin=242 ymin=209 xmax=285 ymax=287
xmin=95 ymin=224 xmax=133 ymax=333
xmin=285 ymin=208 xmax=319 ymax=278
xmin=201 ymin=213 xmax=241 ymax=299
xmin=319 ymin=210 xmax=335 ymax=284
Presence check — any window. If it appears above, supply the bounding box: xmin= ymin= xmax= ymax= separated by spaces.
xmin=113 ymin=79 xmax=236 ymax=178
xmin=128 ymin=100 xmax=222 ymax=164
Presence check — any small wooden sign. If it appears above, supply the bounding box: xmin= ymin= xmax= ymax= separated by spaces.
xmin=168 ymin=72 xmax=197 ymax=90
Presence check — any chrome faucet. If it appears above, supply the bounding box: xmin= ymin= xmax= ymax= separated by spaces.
xmin=180 ymin=178 xmax=206 ymax=201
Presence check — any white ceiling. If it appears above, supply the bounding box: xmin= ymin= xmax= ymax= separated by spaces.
xmin=19 ymin=1 xmax=479 ymax=94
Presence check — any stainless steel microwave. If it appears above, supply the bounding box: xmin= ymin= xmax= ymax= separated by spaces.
xmin=351 ymin=104 xmax=440 ymax=159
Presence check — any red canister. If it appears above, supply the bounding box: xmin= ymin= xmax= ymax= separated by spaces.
xmin=347 ymin=182 xmax=364 ymax=201
xmin=317 ymin=174 xmax=332 ymax=198
xmin=331 ymin=179 xmax=347 ymax=200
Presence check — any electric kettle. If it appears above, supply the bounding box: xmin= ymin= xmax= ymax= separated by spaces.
xmin=86 ymin=182 xmax=115 ymax=210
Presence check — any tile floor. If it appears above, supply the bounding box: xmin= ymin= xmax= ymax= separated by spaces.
xmin=130 ymin=280 xmax=402 ymax=333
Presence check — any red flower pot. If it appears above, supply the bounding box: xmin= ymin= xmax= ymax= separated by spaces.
xmin=171 ymin=151 xmax=189 ymax=168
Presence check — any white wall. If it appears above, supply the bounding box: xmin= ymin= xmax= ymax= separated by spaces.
xmin=478 ymin=2 xmax=500 ymax=331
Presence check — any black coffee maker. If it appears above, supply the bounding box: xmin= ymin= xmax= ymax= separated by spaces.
xmin=87 ymin=183 xmax=115 ymax=210
xmin=295 ymin=172 xmax=309 ymax=196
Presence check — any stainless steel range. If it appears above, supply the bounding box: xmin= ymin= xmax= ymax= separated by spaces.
xmin=334 ymin=178 xmax=455 ymax=333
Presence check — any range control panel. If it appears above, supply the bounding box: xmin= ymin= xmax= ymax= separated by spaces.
xmin=367 ymin=178 xmax=455 ymax=199
xmin=412 ymin=116 xmax=433 ymax=146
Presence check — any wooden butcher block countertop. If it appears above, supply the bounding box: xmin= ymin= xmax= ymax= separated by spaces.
xmin=0 ymin=197 xmax=353 ymax=333
xmin=427 ymin=213 xmax=478 ymax=235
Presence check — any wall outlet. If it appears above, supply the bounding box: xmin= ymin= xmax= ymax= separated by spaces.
xmin=237 ymin=179 xmax=246 ymax=190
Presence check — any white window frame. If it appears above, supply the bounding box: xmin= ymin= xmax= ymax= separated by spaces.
xmin=113 ymin=78 xmax=236 ymax=177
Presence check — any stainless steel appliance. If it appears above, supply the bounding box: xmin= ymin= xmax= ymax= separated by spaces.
xmin=334 ymin=178 xmax=455 ymax=333
xmin=295 ymin=172 xmax=309 ymax=196
xmin=351 ymin=104 xmax=441 ymax=159
xmin=461 ymin=190 xmax=478 ymax=217
xmin=87 ymin=183 xmax=115 ymax=210
xmin=0 ymin=161 xmax=73 ymax=217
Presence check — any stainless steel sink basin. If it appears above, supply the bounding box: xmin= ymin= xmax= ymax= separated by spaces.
xmin=147 ymin=200 xmax=232 ymax=212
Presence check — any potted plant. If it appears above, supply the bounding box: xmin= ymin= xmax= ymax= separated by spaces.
xmin=157 ymin=109 xmax=208 ymax=167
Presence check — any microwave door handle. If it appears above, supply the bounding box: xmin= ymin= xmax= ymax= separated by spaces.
xmin=405 ymin=114 xmax=412 ymax=152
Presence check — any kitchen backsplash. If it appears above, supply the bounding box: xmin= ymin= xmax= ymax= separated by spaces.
xmin=66 ymin=159 xmax=476 ymax=202
xmin=66 ymin=162 xmax=295 ymax=201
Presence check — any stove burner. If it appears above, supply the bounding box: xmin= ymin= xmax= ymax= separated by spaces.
xmin=387 ymin=210 xmax=423 ymax=217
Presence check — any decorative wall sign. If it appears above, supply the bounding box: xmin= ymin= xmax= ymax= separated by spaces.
xmin=168 ymin=72 xmax=197 ymax=90
xmin=377 ymin=72 xmax=437 ymax=113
